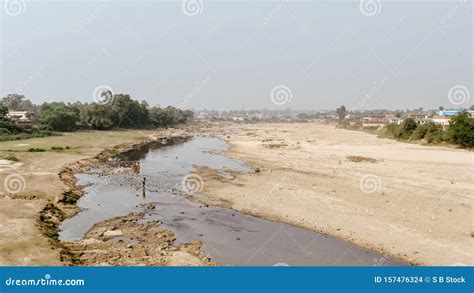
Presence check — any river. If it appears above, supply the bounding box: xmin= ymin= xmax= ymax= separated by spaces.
xmin=59 ymin=136 xmax=404 ymax=266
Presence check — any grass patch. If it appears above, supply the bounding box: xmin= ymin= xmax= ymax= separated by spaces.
xmin=346 ymin=155 xmax=378 ymax=163
xmin=0 ymin=152 xmax=19 ymax=161
xmin=264 ymin=143 xmax=288 ymax=149
xmin=39 ymin=203 xmax=65 ymax=241
xmin=60 ymin=191 xmax=81 ymax=205
xmin=60 ymin=249 xmax=82 ymax=265
xmin=28 ymin=148 xmax=46 ymax=152
xmin=0 ymin=131 xmax=61 ymax=142
xmin=51 ymin=146 xmax=71 ymax=151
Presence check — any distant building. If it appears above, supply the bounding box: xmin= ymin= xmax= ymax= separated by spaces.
xmin=432 ymin=115 xmax=451 ymax=128
xmin=362 ymin=115 xmax=387 ymax=128
xmin=385 ymin=114 xmax=403 ymax=125
xmin=438 ymin=109 xmax=474 ymax=117
xmin=196 ymin=112 xmax=206 ymax=119
xmin=6 ymin=111 xmax=34 ymax=129
xmin=409 ymin=111 xmax=428 ymax=119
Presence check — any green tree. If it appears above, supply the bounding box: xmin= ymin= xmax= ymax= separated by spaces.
xmin=149 ymin=107 xmax=173 ymax=127
xmin=110 ymin=94 xmax=141 ymax=128
xmin=399 ymin=117 xmax=418 ymax=139
xmin=336 ymin=105 xmax=347 ymax=121
xmin=40 ymin=107 xmax=79 ymax=132
xmin=448 ymin=112 xmax=474 ymax=148
xmin=2 ymin=94 xmax=37 ymax=112
xmin=80 ymin=103 xmax=118 ymax=130
xmin=0 ymin=104 xmax=17 ymax=134
xmin=0 ymin=104 xmax=9 ymax=116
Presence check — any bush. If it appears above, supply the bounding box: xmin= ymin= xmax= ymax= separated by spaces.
xmin=0 ymin=110 xmax=17 ymax=133
xmin=51 ymin=146 xmax=64 ymax=151
xmin=28 ymin=148 xmax=46 ymax=152
xmin=410 ymin=124 xmax=428 ymax=140
xmin=384 ymin=123 xmax=400 ymax=139
xmin=0 ymin=127 xmax=11 ymax=135
xmin=448 ymin=112 xmax=474 ymax=148
xmin=398 ymin=118 xmax=417 ymax=139
xmin=1 ymin=153 xmax=19 ymax=161
xmin=410 ymin=122 xmax=444 ymax=143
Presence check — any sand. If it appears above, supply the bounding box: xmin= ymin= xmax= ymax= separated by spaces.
xmin=197 ymin=122 xmax=473 ymax=266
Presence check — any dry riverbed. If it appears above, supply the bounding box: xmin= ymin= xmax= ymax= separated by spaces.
xmin=195 ymin=122 xmax=473 ymax=266
xmin=0 ymin=127 xmax=210 ymax=266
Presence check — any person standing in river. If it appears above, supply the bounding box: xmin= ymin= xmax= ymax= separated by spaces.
xmin=142 ymin=176 xmax=146 ymax=197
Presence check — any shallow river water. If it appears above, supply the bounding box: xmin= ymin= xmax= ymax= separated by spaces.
xmin=59 ymin=136 xmax=404 ymax=266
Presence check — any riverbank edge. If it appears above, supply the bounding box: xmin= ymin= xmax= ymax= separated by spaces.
xmin=335 ymin=123 xmax=472 ymax=150
xmin=37 ymin=132 xmax=207 ymax=266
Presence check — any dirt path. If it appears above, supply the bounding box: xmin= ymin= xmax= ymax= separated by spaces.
xmin=197 ymin=122 xmax=473 ymax=266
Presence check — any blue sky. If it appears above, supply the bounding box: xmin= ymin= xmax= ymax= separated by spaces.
xmin=0 ymin=0 xmax=472 ymax=110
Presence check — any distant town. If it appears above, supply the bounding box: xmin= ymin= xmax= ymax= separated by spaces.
xmin=193 ymin=107 xmax=474 ymax=129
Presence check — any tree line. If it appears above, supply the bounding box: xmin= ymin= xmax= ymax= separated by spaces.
xmin=336 ymin=105 xmax=473 ymax=148
xmin=384 ymin=113 xmax=473 ymax=148
xmin=0 ymin=93 xmax=194 ymax=134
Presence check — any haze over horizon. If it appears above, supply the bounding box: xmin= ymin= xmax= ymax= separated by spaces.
xmin=1 ymin=0 xmax=472 ymax=111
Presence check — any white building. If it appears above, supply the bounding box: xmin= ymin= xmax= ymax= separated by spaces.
xmin=432 ymin=115 xmax=450 ymax=127
xmin=6 ymin=111 xmax=34 ymax=128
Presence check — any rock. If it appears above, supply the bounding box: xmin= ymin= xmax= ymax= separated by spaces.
xmin=103 ymin=230 xmax=124 ymax=238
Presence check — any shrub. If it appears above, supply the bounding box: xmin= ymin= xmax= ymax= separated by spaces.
xmin=384 ymin=123 xmax=400 ymax=139
xmin=1 ymin=153 xmax=19 ymax=161
xmin=410 ymin=122 xmax=444 ymax=143
xmin=28 ymin=148 xmax=46 ymax=152
xmin=399 ymin=118 xmax=417 ymax=139
xmin=448 ymin=112 xmax=474 ymax=148
xmin=0 ymin=131 xmax=59 ymax=142
xmin=410 ymin=124 xmax=428 ymax=140
xmin=0 ymin=127 xmax=11 ymax=135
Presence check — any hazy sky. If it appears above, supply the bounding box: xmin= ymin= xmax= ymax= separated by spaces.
xmin=0 ymin=0 xmax=472 ymax=110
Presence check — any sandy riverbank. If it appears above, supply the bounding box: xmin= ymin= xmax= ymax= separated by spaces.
xmin=196 ymin=122 xmax=473 ymax=266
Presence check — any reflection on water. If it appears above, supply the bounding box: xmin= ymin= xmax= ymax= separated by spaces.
xmin=60 ymin=136 xmax=404 ymax=266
